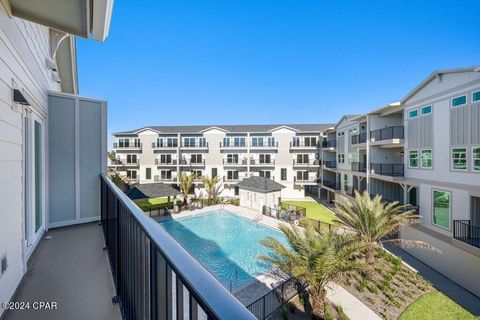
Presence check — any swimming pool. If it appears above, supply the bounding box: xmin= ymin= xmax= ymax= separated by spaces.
xmin=159 ymin=210 xmax=288 ymax=290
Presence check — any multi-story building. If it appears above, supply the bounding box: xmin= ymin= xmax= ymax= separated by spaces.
xmin=316 ymin=67 xmax=480 ymax=297
xmin=111 ymin=124 xmax=333 ymax=199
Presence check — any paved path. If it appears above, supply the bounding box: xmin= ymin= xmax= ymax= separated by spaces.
xmin=385 ymin=244 xmax=480 ymax=316
xmin=326 ymin=283 xmax=381 ymax=320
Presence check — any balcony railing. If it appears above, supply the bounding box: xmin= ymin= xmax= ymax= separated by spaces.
xmin=152 ymin=142 xmax=178 ymax=148
xmin=251 ymin=159 xmax=276 ymax=165
xmin=110 ymin=159 xmax=140 ymax=166
xmin=294 ymin=176 xmax=318 ymax=184
xmin=290 ymin=141 xmax=320 ymax=148
xmin=293 ymin=159 xmax=320 ymax=166
xmin=179 ymin=159 xmax=205 ymax=166
xmin=250 ymin=142 xmax=278 ymax=148
xmin=370 ymin=126 xmax=404 ymax=142
xmin=220 ymin=142 xmax=247 ymax=148
xmin=323 ymin=180 xmax=340 ymax=190
xmin=100 ymin=175 xmax=254 ymax=320
xmin=351 ymin=132 xmax=367 ymax=145
xmin=370 ymin=163 xmax=404 ymax=177
xmin=323 ymin=160 xmax=337 ymax=169
xmin=113 ymin=143 xmax=142 ymax=149
xmin=453 ymin=220 xmax=480 ymax=249
xmin=180 ymin=142 xmax=209 ymax=148
xmin=155 ymin=159 xmax=178 ymax=165
xmin=223 ymin=176 xmax=240 ymax=183
xmin=351 ymin=162 xmax=366 ymax=173
xmin=223 ymin=159 xmax=248 ymax=166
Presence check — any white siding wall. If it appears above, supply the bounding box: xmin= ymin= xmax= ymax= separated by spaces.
xmin=0 ymin=7 xmax=61 ymax=316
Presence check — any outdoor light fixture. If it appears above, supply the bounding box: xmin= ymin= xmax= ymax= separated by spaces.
xmin=13 ymin=89 xmax=29 ymax=105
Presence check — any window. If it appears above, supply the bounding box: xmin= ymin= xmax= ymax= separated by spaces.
xmin=292 ymin=136 xmax=300 ymax=146
xmin=184 ymin=137 xmax=195 ymax=147
xmin=473 ymin=147 xmax=480 ymax=172
xmin=126 ymin=154 xmax=137 ymax=164
xmin=192 ymin=170 xmax=202 ymax=178
xmin=190 ymin=154 xmax=202 ymax=164
xmin=433 ymin=190 xmax=450 ymax=229
xmin=156 ymin=138 xmax=164 ymax=147
xmin=145 ymin=168 xmax=151 ymax=180
xmin=259 ymin=154 xmax=271 ymax=164
xmin=297 ymin=154 xmax=309 ymax=164
xmin=199 ymin=137 xmax=206 ymax=147
xmin=451 ymin=148 xmax=467 ymax=170
xmin=259 ymin=170 xmax=271 ymax=178
xmin=421 ymin=105 xmax=432 ymax=115
xmin=251 ymin=137 xmax=264 ymax=147
xmin=223 ymin=137 xmax=230 ymax=147
xmin=227 ymin=170 xmax=239 ymax=180
xmin=296 ymin=170 xmax=309 ymax=181
xmin=473 ymin=91 xmax=480 ymax=102
xmin=133 ymin=138 xmax=141 ymax=147
xmin=167 ymin=137 xmax=178 ymax=147
xmin=160 ymin=154 xmax=172 ymax=164
xmin=408 ymin=110 xmax=418 ymax=118
xmin=160 ymin=170 xmax=171 ymax=180
xmin=127 ymin=170 xmax=137 ymax=179
xmin=234 ymin=137 xmax=245 ymax=147
xmin=226 ymin=154 xmax=238 ymax=164
xmin=337 ymin=153 xmax=344 ymax=163
xmin=281 ymin=168 xmax=287 ymax=181
xmin=211 ymin=168 xmax=218 ymax=178
xmin=267 ymin=137 xmax=276 ymax=147
xmin=421 ymin=150 xmax=432 ymax=169
xmin=409 ymin=150 xmax=418 ymax=168
xmin=452 ymin=95 xmax=467 ymax=107
xmin=304 ymin=137 xmax=317 ymax=147
xmin=118 ymin=138 xmax=129 ymax=148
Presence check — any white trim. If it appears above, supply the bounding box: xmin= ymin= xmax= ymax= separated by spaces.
xmin=451 ymin=147 xmax=468 ymax=172
xmin=472 ymin=90 xmax=480 ymax=102
xmin=420 ymin=149 xmax=433 ymax=170
xmin=472 ymin=146 xmax=480 ymax=173
xmin=408 ymin=150 xmax=419 ymax=168
xmin=75 ymin=97 xmax=80 ymax=220
xmin=48 ymin=216 xmax=100 ymax=229
xmin=431 ymin=189 xmax=452 ymax=231
xmin=451 ymin=94 xmax=467 ymax=108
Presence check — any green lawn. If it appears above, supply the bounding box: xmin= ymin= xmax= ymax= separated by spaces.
xmin=281 ymin=200 xmax=338 ymax=224
xmin=133 ymin=197 xmax=173 ymax=211
xmin=399 ymin=292 xmax=476 ymax=320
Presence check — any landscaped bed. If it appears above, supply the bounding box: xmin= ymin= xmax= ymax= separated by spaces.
xmin=133 ymin=196 xmax=172 ymax=211
xmin=281 ymin=200 xmax=338 ymax=224
xmin=337 ymin=249 xmax=476 ymax=320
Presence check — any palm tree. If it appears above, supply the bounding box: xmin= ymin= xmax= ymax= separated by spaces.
xmin=201 ymin=175 xmax=221 ymax=205
xmin=260 ymin=225 xmax=366 ymax=320
xmin=178 ymin=172 xmax=197 ymax=207
xmin=334 ymin=191 xmax=437 ymax=263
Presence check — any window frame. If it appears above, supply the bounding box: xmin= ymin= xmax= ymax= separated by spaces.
xmin=408 ymin=150 xmax=418 ymax=168
xmin=451 ymin=148 xmax=467 ymax=171
xmin=281 ymin=168 xmax=287 ymax=181
xmin=145 ymin=167 xmax=151 ymax=180
xmin=432 ymin=189 xmax=451 ymax=230
xmin=421 ymin=105 xmax=432 ymax=115
xmin=473 ymin=91 xmax=480 ymax=102
xmin=421 ymin=149 xmax=432 ymax=169
xmin=451 ymin=94 xmax=467 ymax=108
xmin=472 ymin=147 xmax=480 ymax=172
xmin=408 ymin=109 xmax=418 ymax=119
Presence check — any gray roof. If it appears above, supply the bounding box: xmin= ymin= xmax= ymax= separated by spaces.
xmin=126 ymin=183 xmax=181 ymax=200
xmin=235 ymin=176 xmax=285 ymax=193
xmin=113 ymin=123 xmax=334 ymax=136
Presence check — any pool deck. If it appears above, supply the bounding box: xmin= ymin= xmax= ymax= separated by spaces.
xmin=155 ymin=204 xmax=291 ymax=305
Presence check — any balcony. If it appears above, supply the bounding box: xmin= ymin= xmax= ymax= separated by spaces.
xmin=351 ymin=132 xmax=367 ymax=145
xmin=290 ymin=141 xmax=320 ymax=149
xmin=250 ymin=159 xmax=276 ymax=166
xmin=179 ymin=159 xmax=206 ymax=166
xmin=223 ymin=159 xmax=248 ymax=166
xmin=180 ymin=142 xmax=209 ymax=150
xmin=323 ymin=160 xmax=337 ymax=169
xmin=110 ymin=159 xmax=140 ymax=166
xmin=293 ymin=159 xmax=320 ymax=167
xmin=113 ymin=142 xmax=142 ymax=150
xmin=351 ymin=162 xmax=367 ymax=173
xmin=453 ymin=220 xmax=480 ymax=249
xmin=249 ymin=141 xmax=278 ymax=149
xmin=321 ymin=140 xmax=337 ymax=148
xmin=294 ymin=176 xmax=318 ymax=185
xmin=370 ymin=126 xmax=404 ymax=142
xmin=219 ymin=142 xmax=247 ymax=149
xmin=223 ymin=176 xmax=241 ymax=183
xmin=155 ymin=159 xmax=178 ymax=166
xmin=370 ymin=163 xmax=404 ymax=177
xmin=152 ymin=142 xmax=178 ymax=149
xmin=154 ymin=175 xmax=177 ymax=183
xmin=100 ymin=175 xmax=255 ymax=320
xmin=323 ymin=180 xmax=341 ymax=191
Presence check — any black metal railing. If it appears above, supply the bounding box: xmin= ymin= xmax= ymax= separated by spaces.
xmin=323 ymin=160 xmax=337 ymax=169
xmin=262 ymin=204 xmax=306 ymax=221
xmin=325 ymin=140 xmax=336 ymax=148
xmin=293 ymin=159 xmax=320 ymax=166
xmin=251 ymin=159 xmax=276 ymax=165
xmin=220 ymin=142 xmax=247 ymax=148
xmin=100 ymin=175 xmax=255 ymax=320
xmin=181 ymin=142 xmax=208 ymax=148
xmin=370 ymin=163 xmax=404 ymax=177
xmin=114 ymin=143 xmax=142 ymax=149
xmin=246 ymin=277 xmax=307 ymax=320
xmin=290 ymin=141 xmax=320 ymax=148
xmin=370 ymin=126 xmax=404 ymax=142
xmin=155 ymin=159 xmax=177 ymax=165
xmin=152 ymin=142 xmax=178 ymax=148
xmin=453 ymin=220 xmax=480 ymax=249
xmin=179 ymin=159 xmax=205 ymax=166
xmin=250 ymin=141 xmax=278 ymax=148
xmin=351 ymin=132 xmax=367 ymax=145
xmin=323 ymin=180 xmax=340 ymax=190
xmin=351 ymin=162 xmax=366 ymax=173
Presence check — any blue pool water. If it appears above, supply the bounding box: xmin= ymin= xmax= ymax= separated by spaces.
xmin=159 ymin=210 xmax=288 ymax=290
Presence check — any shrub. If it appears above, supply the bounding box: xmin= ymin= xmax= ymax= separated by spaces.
xmin=358 ymin=278 xmax=367 ymax=292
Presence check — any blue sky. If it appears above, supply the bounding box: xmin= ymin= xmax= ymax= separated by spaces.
xmin=77 ymin=0 xmax=480 ymax=135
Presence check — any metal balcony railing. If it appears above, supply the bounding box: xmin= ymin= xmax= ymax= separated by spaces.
xmin=250 ymin=141 xmax=278 ymax=148
xmin=453 ymin=220 xmax=480 ymax=249
xmin=180 ymin=142 xmax=208 ymax=148
xmin=370 ymin=163 xmax=404 ymax=177
xmin=153 ymin=175 xmax=177 ymax=182
xmin=110 ymin=159 xmax=139 ymax=166
xmin=179 ymin=159 xmax=205 ymax=166
xmin=290 ymin=141 xmax=320 ymax=148
xmin=152 ymin=142 xmax=178 ymax=148
xmin=113 ymin=143 xmax=142 ymax=149
xmin=223 ymin=159 xmax=248 ymax=165
xmin=155 ymin=159 xmax=177 ymax=165
xmin=220 ymin=142 xmax=247 ymax=148
xmin=100 ymin=175 xmax=255 ymax=320
xmin=323 ymin=180 xmax=340 ymax=190
xmin=370 ymin=126 xmax=404 ymax=142
xmin=251 ymin=159 xmax=276 ymax=165
xmin=294 ymin=176 xmax=317 ymax=183
xmin=293 ymin=159 xmax=320 ymax=166
xmin=351 ymin=132 xmax=367 ymax=145
xmin=223 ymin=176 xmax=240 ymax=182
xmin=323 ymin=160 xmax=337 ymax=169
xmin=351 ymin=162 xmax=366 ymax=173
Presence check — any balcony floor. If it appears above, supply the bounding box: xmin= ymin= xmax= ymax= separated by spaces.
xmin=4 ymin=223 xmax=121 ymax=320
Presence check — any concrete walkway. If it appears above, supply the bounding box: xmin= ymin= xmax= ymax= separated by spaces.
xmin=385 ymin=244 xmax=480 ymax=316
xmin=4 ymin=223 xmax=121 ymax=320
xmin=326 ymin=283 xmax=381 ymax=320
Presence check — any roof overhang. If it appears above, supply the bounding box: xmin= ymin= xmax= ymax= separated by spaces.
xmin=6 ymin=0 xmax=113 ymax=41
xmin=55 ymin=36 xmax=78 ymax=94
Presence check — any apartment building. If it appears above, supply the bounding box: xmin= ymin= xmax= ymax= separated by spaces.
xmin=0 ymin=1 xmax=112 ymax=317
xmin=111 ymin=124 xmax=333 ymax=199
xmin=317 ymin=67 xmax=480 ymax=297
